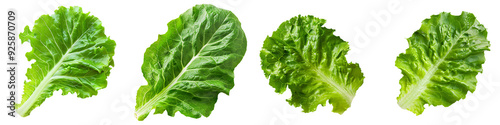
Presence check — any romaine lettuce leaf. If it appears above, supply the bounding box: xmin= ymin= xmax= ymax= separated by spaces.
xmin=18 ymin=6 xmax=116 ymax=117
xmin=135 ymin=4 xmax=246 ymax=121
xmin=260 ymin=15 xmax=364 ymax=114
xmin=396 ymin=12 xmax=490 ymax=115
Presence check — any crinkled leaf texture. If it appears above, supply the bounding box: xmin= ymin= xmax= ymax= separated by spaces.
xmin=396 ymin=12 xmax=489 ymax=115
xmin=135 ymin=4 xmax=246 ymax=121
xmin=260 ymin=15 xmax=364 ymax=114
xmin=18 ymin=6 xmax=115 ymax=117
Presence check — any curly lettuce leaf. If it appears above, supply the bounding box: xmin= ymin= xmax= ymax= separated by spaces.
xmin=135 ymin=4 xmax=246 ymax=121
xmin=17 ymin=6 xmax=115 ymax=117
xmin=260 ymin=15 xmax=364 ymax=114
xmin=396 ymin=12 xmax=490 ymax=115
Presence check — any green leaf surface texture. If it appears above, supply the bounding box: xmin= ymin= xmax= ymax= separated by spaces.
xmin=18 ymin=6 xmax=115 ymax=117
xmin=135 ymin=4 xmax=247 ymax=121
xmin=396 ymin=12 xmax=490 ymax=115
xmin=260 ymin=15 xmax=364 ymax=114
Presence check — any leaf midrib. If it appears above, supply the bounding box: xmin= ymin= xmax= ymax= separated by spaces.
xmin=312 ymin=67 xmax=355 ymax=102
xmin=280 ymin=37 xmax=355 ymax=103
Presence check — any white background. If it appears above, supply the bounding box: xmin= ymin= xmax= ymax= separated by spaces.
xmin=1 ymin=0 xmax=500 ymax=125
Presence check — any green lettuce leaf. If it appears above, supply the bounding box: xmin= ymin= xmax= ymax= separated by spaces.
xmin=18 ymin=6 xmax=115 ymax=117
xmin=135 ymin=4 xmax=246 ymax=121
xmin=396 ymin=12 xmax=490 ymax=115
xmin=260 ymin=15 xmax=364 ymax=114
